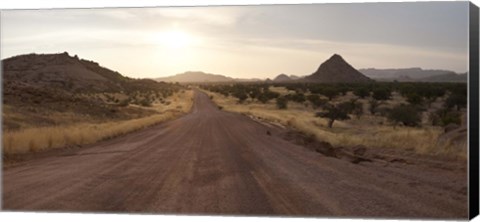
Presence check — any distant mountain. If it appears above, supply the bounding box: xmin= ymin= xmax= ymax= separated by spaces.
xmin=303 ymin=54 xmax=372 ymax=83
xmin=359 ymin=68 xmax=465 ymax=82
xmin=289 ymin=75 xmax=301 ymax=80
xmin=155 ymin=71 xmax=235 ymax=83
xmin=419 ymin=72 xmax=467 ymax=83
xmin=273 ymin=74 xmax=292 ymax=82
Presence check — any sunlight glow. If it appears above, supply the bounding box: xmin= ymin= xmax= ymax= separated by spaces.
xmin=155 ymin=30 xmax=193 ymax=49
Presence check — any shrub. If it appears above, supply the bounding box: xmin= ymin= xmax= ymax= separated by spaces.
xmin=351 ymin=100 xmax=364 ymax=119
xmin=372 ymin=87 xmax=391 ymax=101
xmin=387 ymin=104 xmax=421 ymax=127
xmin=406 ymin=92 xmax=424 ymax=106
xmin=369 ymin=99 xmax=379 ymax=115
xmin=353 ymin=87 xmax=370 ymax=98
xmin=118 ymin=99 xmax=130 ymax=107
xmin=307 ymin=94 xmax=327 ymax=109
xmin=287 ymin=92 xmax=306 ymax=103
xmin=276 ymin=96 xmax=288 ymax=109
xmin=321 ymin=88 xmax=339 ymax=101
xmin=429 ymin=109 xmax=461 ymax=126
xmin=445 ymin=93 xmax=467 ymax=111
xmin=140 ymin=98 xmax=152 ymax=107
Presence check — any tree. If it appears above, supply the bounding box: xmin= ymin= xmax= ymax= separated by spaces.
xmin=307 ymin=94 xmax=327 ymax=109
xmin=321 ymin=88 xmax=339 ymax=101
xmin=288 ymin=92 xmax=306 ymax=103
xmin=139 ymin=98 xmax=152 ymax=107
xmin=315 ymin=102 xmax=351 ymax=128
xmin=406 ymin=92 xmax=424 ymax=106
xmin=369 ymin=99 xmax=379 ymax=115
xmin=372 ymin=87 xmax=391 ymax=101
xmin=429 ymin=108 xmax=461 ymax=126
xmin=353 ymin=87 xmax=370 ymax=98
xmin=258 ymin=90 xmax=280 ymax=104
xmin=276 ymin=96 xmax=288 ymax=109
xmin=387 ymin=104 xmax=421 ymax=127
xmin=352 ymin=100 xmax=364 ymax=119
xmin=445 ymin=93 xmax=467 ymax=111
xmin=233 ymin=91 xmax=248 ymax=104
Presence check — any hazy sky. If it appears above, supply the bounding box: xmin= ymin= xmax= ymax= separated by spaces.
xmin=1 ymin=2 xmax=469 ymax=79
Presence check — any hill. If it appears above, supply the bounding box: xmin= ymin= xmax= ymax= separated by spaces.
xmin=2 ymin=52 xmax=183 ymax=130
xmin=155 ymin=71 xmax=235 ymax=83
xmin=303 ymin=54 xmax=372 ymax=83
xmin=273 ymin=74 xmax=292 ymax=82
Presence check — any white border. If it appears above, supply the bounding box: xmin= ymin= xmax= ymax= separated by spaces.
xmin=0 ymin=0 xmax=478 ymax=222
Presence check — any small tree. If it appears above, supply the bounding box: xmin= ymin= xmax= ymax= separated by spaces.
xmin=387 ymin=104 xmax=421 ymax=127
xmin=445 ymin=93 xmax=467 ymax=111
xmin=369 ymin=99 xmax=379 ymax=115
xmin=139 ymin=98 xmax=152 ymax=107
xmin=233 ymin=91 xmax=248 ymax=104
xmin=276 ymin=96 xmax=288 ymax=109
xmin=353 ymin=87 xmax=370 ymax=99
xmin=315 ymin=102 xmax=351 ymax=128
xmin=406 ymin=92 xmax=424 ymax=106
xmin=352 ymin=101 xmax=364 ymax=119
xmin=429 ymin=109 xmax=461 ymax=126
xmin=321 ymin=88 xmax=339 ymax=101
xmin=372 ymin=88 xmax=391 ymax=101
xmin=307 ymin=94 xmax=327 ymax=109
xmin=288 ymin=92 xmax=306 ymax=103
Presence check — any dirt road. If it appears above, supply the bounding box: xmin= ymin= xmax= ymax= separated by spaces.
xmin=2 ymin=91 xmax=468 ymax=218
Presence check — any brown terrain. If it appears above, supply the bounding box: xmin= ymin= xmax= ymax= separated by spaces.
xmin=2 ymin=90 xmax=468 ymax=219
xmin=2 ymin=52 xmax=182 ymax=131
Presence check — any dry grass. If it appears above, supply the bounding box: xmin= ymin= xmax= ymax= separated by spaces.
xmin=205 ymin=90 xmax=465 ymax=158
xmin=269 ymin=86 xmax=295 ymax=95
xmin=2 ymin=90 xmax=194 ymax=155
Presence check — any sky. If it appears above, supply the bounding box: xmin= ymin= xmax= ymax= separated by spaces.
xmin=0 ymin=2 xmax=470 ymax=79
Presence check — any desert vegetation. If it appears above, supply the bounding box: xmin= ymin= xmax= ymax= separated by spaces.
xmin=2 ymin=90 xmax=193 ymax=155
xmin=2 ymin=52 xmax=194 ymax=157
xmin=201 ymin=82 xmax=467 ymax=158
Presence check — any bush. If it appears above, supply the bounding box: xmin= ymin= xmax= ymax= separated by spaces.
xmin=139 ymin=98 xmax=153 ymax=107
xmin=307 ymin=94 xmax=327 ymax=109
xmin=429 ymin=109 xmax=461 ymax=126
xmin=353 ymin=87 xmax=370 ymax=98
xmin=387 ymin=104 xmax=421 ymax=127
xmin=276 ymin=96 xmax=288 ymax=109
xmin=445 ymin=93 xmax=467 ymax=111
xmin=406 ymin=92 xmax=424 ymax=106
xmin=372 ymin=87 xmax=391 ymax=101
xmin=351 ymin=100 xmax=364 ymax=119
xmin=118 ymin=99 xmax=130 ymax=107
xmin=288 ymin=92 xmax=306 ymax=103
xmin=321 ymin=88 xmax=340 ymax=101
xmin=369 ymin=99 xmax=379 ymax=115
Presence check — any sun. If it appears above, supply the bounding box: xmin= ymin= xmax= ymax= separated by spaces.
xmin=155 ymin=30 xmax=193 ymax=49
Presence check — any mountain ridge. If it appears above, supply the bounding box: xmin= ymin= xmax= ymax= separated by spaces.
xmin=359 ymin=68 xmax=466 ymax=82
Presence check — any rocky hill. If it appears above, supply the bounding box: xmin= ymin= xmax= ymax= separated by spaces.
xmin=2 ymin=52 xmax=182 ymax=130
xmin=273 ymin=74 xmax=292 ymax=82
xmin=304 ymin=54 xmax=372 ymax=83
